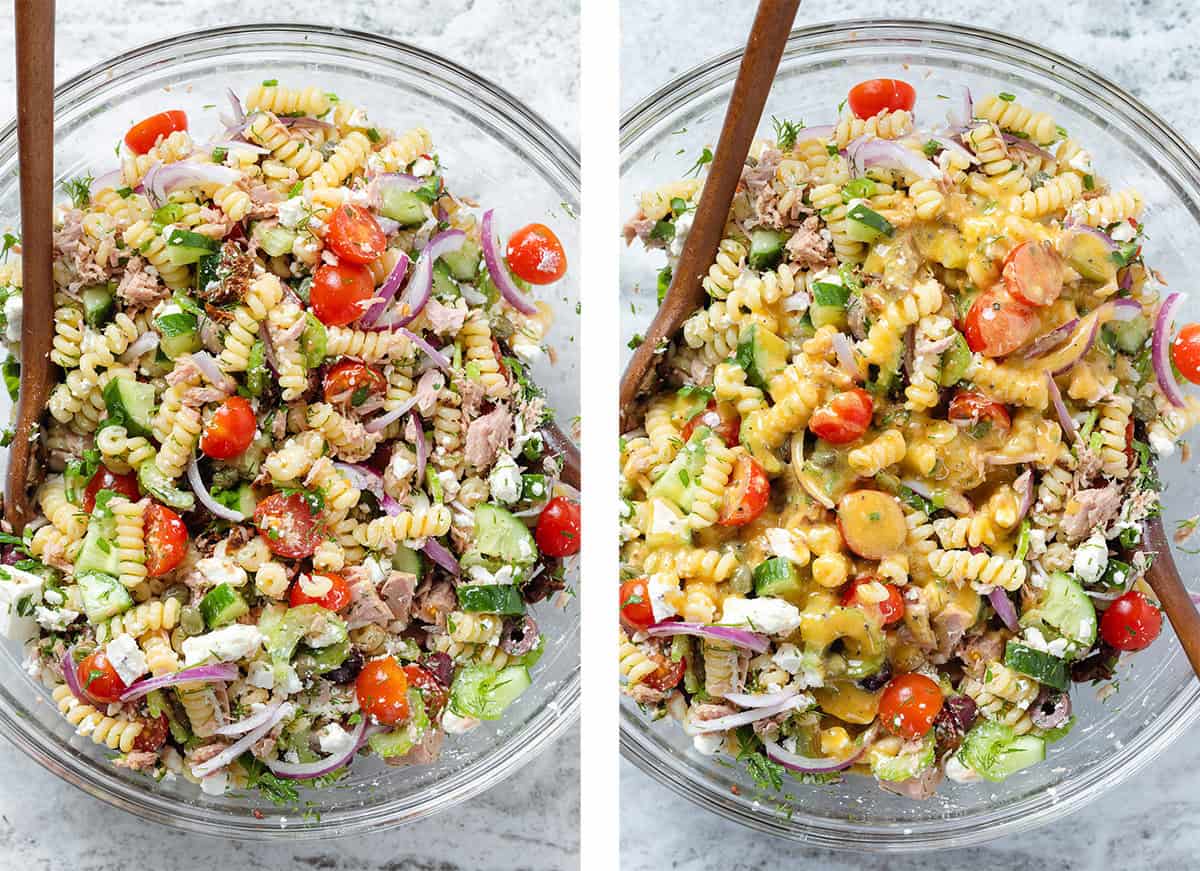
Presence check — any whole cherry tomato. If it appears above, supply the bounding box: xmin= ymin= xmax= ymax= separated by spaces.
xmin=289 ymin=573 xmax=353 ymax=612
xmin=124 ymin=110 xmax=188 ymax=155
xmin=76 ymin=651 xmax=128 ymax=704
xmin=1100 ymin=590 xmax=1162 ymax=651
xmin=325 ymin=204 xmax=387 ymax=265
xmin=536 ymin=496 xmax=581 ymax=557
xmin=144 ymin=504 xmax=188 ymax=577
xmin=947 ymin=390 xmax=1012 ymax=433
xmin=403 ymin=663 xmax=449 ymax=717
xmin=963 ymin=291 xmax=1038 ymax=357
xmin=254 ymin=492 xmax=323 ymax=559
xmin=619 ymin=578 xmax=656 ymax=631
xmin=847 ymin=79 xmax=917 ymax=120
xmin=878 ymin=673 xmax=944 ymax=739
xmin=200 ymin=396 xmax=257 ymax=460
xmin=323 ymin=359 xmax=386 ymax=405
xmin=717 ymin=455 xmax=770 ymax=527
xmin=82 ymin=467 xmax=140 ymax=512
xmin=355 ymin=657 xmax=410 ymax=725
xmin=311 ymin=261 xmax=375 ymax=327
xmin=506 ymin=223 xmax=568 ymax=285
xmin=808 ymin=388 xmax=874 ymax=445
xmin=842 ymin=577 xmax=905 ymax=625
xmin=1171 ymin=323 xmax=1200 ymax=385
xmin=680 ymin=399 xmax=741 ymax=447
xmin=1002 ymin=241 xmax=1064 ymax=308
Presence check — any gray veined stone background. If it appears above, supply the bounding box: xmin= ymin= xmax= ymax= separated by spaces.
xmin=620 ymin=1 xmax=1200 ymax=870
xmin=0 ymin=2 xmax=580 ymax=870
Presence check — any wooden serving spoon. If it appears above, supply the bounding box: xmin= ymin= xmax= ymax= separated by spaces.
xmin=618 ymin=0 xmax=801 ymax=432
xmin=1142 ymin=516 xmax=1200 ymax=678
xmin=5 ymin=0 xmax=56 ymax=532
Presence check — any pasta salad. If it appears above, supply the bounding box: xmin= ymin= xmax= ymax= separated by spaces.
xmin=620 ymin=77 xmax=1199 ymax=798
xmin=0 ymin=81 xmax=579 ymax=800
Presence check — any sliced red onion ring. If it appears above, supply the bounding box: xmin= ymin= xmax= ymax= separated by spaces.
xmin=333 ymin=462 xmax=386 ymax=501
xmin=848 ymin=136 xmax=940 ymax=180
xmin=265 ymin=718 xmax=382 ymax=780
xmin=1027 ymin=299 xmax=1141 ymax=375
xmin=788 ymin=124 xmax=836 ymax=148
xmin=1001 ymin=132 xmax=1055 ymax=161
xmin=363 ymin=396 xmax=419 ymax=434
xmin=372 ymin=230 xmax=465 ymax=329
xmin=1046 ymin=373 xmax=1076 ymax=444
xmin=193 ymin=702 xmax=295 ymax=778
xmin=724 ymin=687 xmax=799 ymax=709
xmin=279 ymin=116 xmax=335 ymax=133
xmin=119 ymin=662 xmax=240 ymax=703
xmin=412 ymin=411 xmax=428 ymax=481
xmin=187 ymin=457 xmax=247 ymax=522
xmin=945 ymin=85 xmax=973 ymax=131
xmin=763 ymin=737 xmax=865 ymax=774
xmin=360 ymin=252 xmax=411 ymax=327
xmin=645 ymin=621 xmax=769 ymax=653
xmin=928 ymin=134 xmax=978 ymax=166
xmin=1020 ymin=318 xmax=1079 ymax=359
xmin=1014 ymin=468 xmax=1034 ymax=522
xmin=397 ymin=328 xmax=451 ymax=370
xmin=376 ymin=216 xmax=401 ymax=236
xmin=60 ymin=650 xmax=92 ymax=704
xmin=372 ymin=172 xmax=423 ymax=192
xmin=791 ymin=433 xmax=834 ymax=509
xmin=121 ymin=331 xmax=159 ymax=362
xmin=831 ymin=332 xmax=863 ymax=380
xmin=145 ymin=162 xmax=241 ymax=208
xmin=989 ymin=588 xmax=1020 ymax=631
xmin=207 ymin=139 xmax=269 ymax=156
xmin=1064 ymin=220 xmax=1117 ymax=252
xmin=215 ymin=701 xmax=283 ymax=737
xmin=227 ymin=88 xmax=245 ymax=124
xmin=422 ymin=538 xmax=461 ymax=577
xmin=481 ymin=210 xmax=538 ymax=315
xmin=1153 ymin=292 xmax=1186 ymax=408
xmin=189 ymin=351 xmax=236 ymax=392
xmin=88 ymin=169 xmax=124 ymax=197
xmin=900 ymin=478 xmax=935 ymax=501
xmin=686 ymin=694 xmax=805 ymax=734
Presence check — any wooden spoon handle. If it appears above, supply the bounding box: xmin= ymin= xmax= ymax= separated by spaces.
xmin=541 ymin=420 xmax=580 ymax=491
xmin=619 ymin=0 xmax=801 ymax=431
xmin=6 ymin=0 xmax=57 ymax=532
xmin=1144 ymin=517 xmax=1200 ymax=678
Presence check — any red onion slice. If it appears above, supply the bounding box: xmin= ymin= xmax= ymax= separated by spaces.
xmin=848 ymin=136 xmax=940 ymax=180
xmin=1153 ymin=292 xmax=1186 ymax=408
xmin=279 ymin=116 xmax=335 ymax=133
xmin=724 ymin=687 xmax=799 ymax=709
xmin=422 ymin=538 xmax=460 ymax=577
xmin=372 ymin=172 xmax=423 ymax=193
xmin=481 ymin=210 xmax=539 ymax=315
xmin=1001 ymin=132 xmax=1055 ymax=161
xmin=372 ymin=230 xmax=465 ymax=329
xmin=145 ymin=163 xmax=241 ymax=209
xmin=360 ymin=251 xmax=410 ymax=327
xmin=363 ymin=396 xmax=419 ymax=434
xmin=1063 ymin=220 xmax=1117 ymax=253
xmin=685 ymin=694 xmax=805 ymax=734
xmin=945 ymin=85 xmax=974 ymax=131
xmin=1046 ymin=373 xmax=1076 ymax=444
xmin=189 ymin=351 xmax=237 ymax=392
xmin=989 ymin=588 xmax=1020 ymax=632
xmin=187 ymin=457 xmax=247 ymax=522
xmin=644 ymin=621 xmax=769 ymax=653
xmin=412 ymin=411 xmax=428 ymax=481
xmin=265 ymin=719 xmax=382 ymax=780
xmin=900 ymin=478 xmax=935 ymax=501
xmin=60 ymin=650 xmax=94 ymax=705
xmin=928 ymin=134 xmax=978 ymax=166
xmin=333 ymin=462 xmax=387 ymax=502
xmin=226 ymin=88 xmax=245 ymax=124
xmin=397 ymin=328 xmax=452 ymax=371
xmin=831 ymin=332 xmax=863 ymax=380
xmin=192 ymin=702 xmax=295 ymax=778
xmin=1014 ymin=468 xmax=1034 ymax=522
xmin=1020 ymin=318 xmax=1079 ymax=359
xmin=788 ymin=124 xmax=836 ymax=148
xmin=215 ymin=701 xmax=283 ymax=737
xmin=121 ymin=331 xmax=159 ymax=362
xmin=118 ymin=662 xmax=240 ymax=702
xmin=763 ymin=737 xmax=865 ymax=774
xmin=88 ymin=169 xmax=124 ymax=197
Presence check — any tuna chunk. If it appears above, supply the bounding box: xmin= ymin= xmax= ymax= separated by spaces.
xmin=786 ymin=215 xmax=834 ymax=270
xmin=1060 ymin=483 xmax=1123 ymax=543
xmin=412 ymin=580 xmax=456 ymax=628
xmin=115 ymin=257 xmax=167 ymax=307
xmin=345 ymin=576 xmax=393 ymax=629
xmin=380 ymin=571 xmax=417 ymax=623
xmin=464 ymin=406 xmax=513 ymax=470
xmin=423 ymin=299 xmax=468 ymax=336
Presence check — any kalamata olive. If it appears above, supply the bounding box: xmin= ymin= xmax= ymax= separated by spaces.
xmin=422 ymin=651 xmax=453 ymax=687
xmin=1030 ymin=687 xmax=1072 ymax=729
xmin=323 ymin=648 xmax=364 ymax=685
xmin=941 ymin=693 xmax=979 ymax=733
xmin=857 ymin=660 xmax=893 ymax=692
xmin=500 ymin=615 xmax=540 ymax=656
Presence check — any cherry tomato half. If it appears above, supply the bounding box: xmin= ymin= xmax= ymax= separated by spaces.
xmin=403 ymin=664 xmax=449 ymax=717
xmin=132 ymin=714 xmax=169 ymax=752
xmin=619 ymin=578 xmax=656 ymax=631
xmin=1171 ymin=323 xmax=1200 ymax=385
xmin=717 ymin=455 xmax=770 ymax=527
xmin=1002 ymin=241 xmax=1064 ymax=308
xmin=124 ymin=110 xmax=188 ymax=155
xmin=1100 ymin=590 xmax=1162 ymax=651
xmin=842 ymin=577 xmax=905 ymax=625
xmin=847 ymin=79 xmax=917 ymax=120
xmin=289 ymin=573 xmax=353 ymax=612
xmin=641 ymin=654 xmax=686 ymax=692
xmin=536 ymin=496 xmax=581 ymax=557
xmin=82 ymin=467 xmax=140 ymax=512
xmin=76 ymin=651 xmax=128 ymax=704
xmin=355 ymin=657 xmax=410 ymax=725
xmin=506 ymin=223 xmax=567 ymax=285
xmin=947 ymin=390 xmax=1012 ymax=433
xmin=878 ymin=673 xmax=944 ymax=739
xmin=680 ymin=399 xmax=741 ymax=448
xmin=809 ymin=388 xmax=874 ymax=445
xmin=325 ymin=205 xmax=387 ymax=265
xmin=145 ymin=504 xmax=188 ymax=577
xmin=323 ymin=359 xmax=387 ymax=405
xmin=963 ymin=290 xmax=1038 ymax=357
xmin=311 ymin=261 xmax=375 ymax=327
xmin=199 ymin=396 xmax=257 ymax=460
xmin=254 ymin=492 xmax=324 ymax=559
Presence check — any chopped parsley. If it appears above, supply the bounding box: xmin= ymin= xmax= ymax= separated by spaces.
xmin=998 ymin=92 xmax=1016 ymax=102
xmin=771 ymin=115 xmax=804 ymax=151
xmin=685 ymin=147 xmax=713 ymax=177
xmin=60 ymin=175 xmax=93 ymax=210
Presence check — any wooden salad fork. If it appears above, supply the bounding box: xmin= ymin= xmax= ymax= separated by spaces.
xmin=6 ymin=0 xmax=56 ymax=532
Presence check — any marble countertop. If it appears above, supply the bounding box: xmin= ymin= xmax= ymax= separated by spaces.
xmin=0 ymin=2 xmax=579 ymax=869
xmin=621 ymin=1 xmax=1200 ymax=868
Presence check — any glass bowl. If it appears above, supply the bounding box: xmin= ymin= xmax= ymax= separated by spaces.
xmin=620 ymin=18 xmax=1200 ymax=851
xmin=0 ymin=24 xmax=579 ymax=839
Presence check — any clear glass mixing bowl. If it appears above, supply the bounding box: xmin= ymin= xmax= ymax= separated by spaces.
xmin=0 ymin=24 xmax=579 ymax=839
xmin=620 ymin=19 xmax=1200 ymax=851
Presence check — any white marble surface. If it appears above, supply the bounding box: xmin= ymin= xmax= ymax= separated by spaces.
xmin=621 ymin=1 xmax=1200 ymax=868
xmin=0 ymin=2 xmax=580 ymax=869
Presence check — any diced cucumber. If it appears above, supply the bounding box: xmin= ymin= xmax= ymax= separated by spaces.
xmin=156 ymin=310 xmax=202 ymax=360
xmin=214 ymin=483 xmax=257 ymax=516
xmin=958 ymin=720 xmax=1046 ymax=782
xmin=295 ymin=638 xmax=351 ymax=678
xmin=748 ymin=229 xmax=788 ymax=270
xmin=367 ymin=690 xmax=429 ymax=757
xmin=641 ymin=497 xmax=693 ymax=549
xmin=81 ymin=284 xmax=115 ymax=328
xmin=75 ymin=516 xmax=121 ymax=577
xmin=521 ymin=474 xmax=548 ymax=502
xmin=195 ymin=252 xmax=222 ymax=294
xmin=102 ymin=377 xmax=156 ymax=439
xmin=449 ymin=664 xmax=532 ymax=720
xmin=429 ymin=262 xmax=458 ymax=303
xmin=1104 ymin=316 xmax=1150 ymax=354
xmin=736 ymin=323 xmax=789 ymax=390
xmin=253 ymin=223 xmax=297 ymax=259
xmin=137 ymin=462 xmax=195 ymax=511
xmin=1020 ymin=571 xmax=1097 ymax=657
xmin=752 ymin=557 xmax=803 ymax=600
xmin=164 ymin=228 xmax=219 ymax=266
xmin=938 ymin=332 xmax=972 ymax=387
xmin=457 ymin=584 xmax=525 ymax=615
xmin=440 ymin=239 xmax=481 ymax=282
xmin=265 ymin=604 xmax=328 ymax=662
xmin=300 ymin=314 xmax=327 ymax=368
xmin=845 ymin=201 xmax=894 ymax=243
xmin=391 ymin=545 xmax=425 ymax=578
xmin=245 ymin=341 xmax=268 ymax=396
xmin=1064 ymin=228 xmax=1118 ymax=283
xmin=647 ymin=427 xmax=709 ymax=513
xmin=77 ymin=571 xmax=133 ymax=623
xmin=809 ymin=279 xmax=850 ymax=330
xmin=870 ymin=733 xmax=935 ymax=782
xmin=470 ymin=504 xmax=538 ymax=566
xmin=199 ymin=583 xmax=250 ymax=628
xmin=1005 ymin=640 xmax=1069 ymax=691
xmin=379 ymin=188 xmax=426 ymax=226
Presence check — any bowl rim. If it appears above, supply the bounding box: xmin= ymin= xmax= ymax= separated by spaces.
xmin=619 ymin=16 xmax=1200 ymax=852
xmin=0 ymin=21 xmax=580 ymax=840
